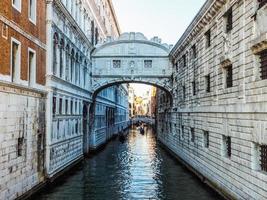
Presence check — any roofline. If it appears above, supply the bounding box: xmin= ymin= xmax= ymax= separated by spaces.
xmin=107 ymin=0 xmax=121 ymax=35
xmin=170 ymin=0 xmax=223 ymax=57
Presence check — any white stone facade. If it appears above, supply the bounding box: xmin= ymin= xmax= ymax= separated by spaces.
xmin=157 ymin=0 xmax=267 ymax=199
xmin=45 ymin=0 xmax=127 ymax=177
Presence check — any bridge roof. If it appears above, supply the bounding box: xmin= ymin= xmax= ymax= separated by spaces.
xmin=92 ymin=32 xmax=173 ymax=57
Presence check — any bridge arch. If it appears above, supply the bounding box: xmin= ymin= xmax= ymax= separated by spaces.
xmin=91 ymin=32 xmax=173 ymax=99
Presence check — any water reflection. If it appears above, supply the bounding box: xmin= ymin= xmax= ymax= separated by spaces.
xmin=30 ymin=126 xmax=223 ymax=200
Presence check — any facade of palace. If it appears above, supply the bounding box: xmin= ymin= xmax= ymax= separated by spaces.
xmin=157 ymin=0 xmax=267 ymax=199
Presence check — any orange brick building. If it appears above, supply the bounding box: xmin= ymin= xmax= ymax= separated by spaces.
xmin=0 ymin=0 xmax=46 ymax=85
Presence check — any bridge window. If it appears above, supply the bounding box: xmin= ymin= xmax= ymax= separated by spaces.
xmin=224 ymin=7 xmax=233 ymax=33
xmin=258 ymin=49 xmax=267 ymax=80
xmin=113 ymin=60 xmax=121 ymax=68
xmin=205 ymin=74 xmax=211 ymax=93
xmin=205 ymin=29 xmax=211 ymax=48
xmin=222 ymin=135 xmax=231 ymax=158
xmin=203 ymin=131 xmax=209 ymax=148
xmin=144 ymin=60 xmax=152 ymax=68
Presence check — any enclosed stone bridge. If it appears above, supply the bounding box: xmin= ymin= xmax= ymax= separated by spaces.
xmin=91 ymin=32 xmax=173 ymax=97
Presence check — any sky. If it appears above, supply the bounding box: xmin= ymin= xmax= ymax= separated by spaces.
xmin=112 ymin=0 xmax=206 ymax=96
xmin=112 ymin=0 xmax=206 ymax=45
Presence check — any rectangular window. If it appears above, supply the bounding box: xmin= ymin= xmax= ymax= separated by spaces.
xmin=17 ymin=137 xmax=24 ymax=157
xmin=258 ymin=0 xmax=267 ymax=9
xmin=205 ymin=74 xmax=211 ymax=93
xmin=29 ymin=0 xmax=36 ymax=24
xmin=182 ymin=55 xmax=187 ymax=67
xmin=183 ymin=85 xmax=186 ymax=100
xmin=191 ymin=128 xmax=195 ymax=143
xmin=70 ymin=100 xmax=73 ymax=114
xmin=205 ymin=30 xmax=211 ymax=48
xmin=2 ymin=23 xmax=8 ymax=39
xmin=59 ymin=98 xmax=63 ymax=114
xmin=259 ymin=49 xmax=267 ymax=80
xmin=181 ymin=125 xmax=184 ymax=139
xmin=192 ymin=44 xmax=197 ymax=59
xmin=192 ymin=81 xmax=196 ymax=96
xmin=222 ymin=135 xmax=231 ymax=158
xmin=113 ymin=60 xmax=121 ymax=68
xmin=53 ymin=97 xmax=57 ymax=115
xmin=65 ymin=99 xmax=68 ymax=114
xmin=225 ymin=65 xmax=233 ymax=88
xmin=204 ymin=131 xmax=209 ymax=148
xmin=11 ymin=39 xmax=21 ymax=83
xmin=224 ymin=7 xmax=233 ymax=33
xmin=12 ymin=0 xmax=21 ymax=12
xmin=28 ymin=49 xmax=36 ymax=86
xmin=144 ymin=60 xmax=152 ymax=68
xmin=260 ymin=145 xmax=267 ymax=172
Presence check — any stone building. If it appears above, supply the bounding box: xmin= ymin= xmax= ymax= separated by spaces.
xmin=157 ymin=0 xmax=267 ymax=199
xmin=0 ymin=0 xmax=46 ymax=199
xmin=45 ymin=0 xmax=126 ymax=178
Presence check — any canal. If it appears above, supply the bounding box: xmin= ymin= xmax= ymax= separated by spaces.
xmin=30 ymin=126 xmax=223 ymax=200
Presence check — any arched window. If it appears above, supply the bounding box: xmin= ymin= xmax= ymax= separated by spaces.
xmin=59 ymin=39 xmax=64 ymax=78
xmin=70 ymin=49 xmax=75 ymax=82
xmin=53 ymin=33 xmax=59 ymax=75
xmin=65 ymin=44 xmax=70 ymax=81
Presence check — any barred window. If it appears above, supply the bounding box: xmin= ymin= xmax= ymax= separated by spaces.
xmin=191 ymin=128 xmax=195 ymax=143
xmin=224 ymin=7 xmax=233 ymax=33
xmin=205 ymin=74 xmax=211 ymax=93
xmin=223 ymin=135 xmax=231 ymax=158
xmin=259 ymin=50 xmax=267 ymax=80
xmin=182 ymin=54 xmax=187 ymax=67
xmin=260 ymin=145 xmax=267 ymax=172
xmin=258 ymin=0 xmax=267 ymax=9
xmin=205 ymin=30 xmax=211 ymax=48
xmin=225 ymin=65 xmax=233 ymax=88
xmin=204 ymin=131 xmax=209 ymax=148
xmin=192 ymin=81 xmax=196 ymax=96
xmin=113 ymin=60 xmax=121 ymax=68
xmin=144 ymin=60 xmax=152 ymax=68
xmin=192 ymin=44 xmax=197 ymax=59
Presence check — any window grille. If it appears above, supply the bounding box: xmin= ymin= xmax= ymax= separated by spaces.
xmin=225 ymin=65 xmax=233 ymax=88
xmin=223 ymin=136 xmax=231 ymax=157
xmin=259 ymin=50 xmax=267 ymax=80
xmin=113 ymin=60 xmax=121 ymax=68
xmin=144 ymin=60 xmax=152 ymax=68
xmin=260 ymin=145 xmax=267 ymax=172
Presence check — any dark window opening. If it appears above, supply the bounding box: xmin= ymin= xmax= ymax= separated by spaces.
xmin=204 ymin=131 xmax=209 ymax=148
xmin=65 ymin=99 xmax=68 ymax=114
xmin=192 ymin=81 xmax=196 ymax=96
xmin=225 ymin=65 xmax=233 ymax=88
xmin=223 ymin=136 xmax=231 ymax=158
xmin=59 ymin=98 xmax=62 ymax=114
xmin=225 ymin=7 xmax=233 ymax=33
xmin=53 ymin=97 xmax=56 ymax=115
xmin=260 ymin=145 xmax=267 ymax=172
xmin=183 ymin=86 xmax=186 ymax=100
xmin=205 ymin=74 xmax=211 ymax=93
xmin=191 ymin=128 xmax=195 ymax=143
xmin=182 ymin=54 xmax=187 ymax=67
xmin=192 ymin=44 xmax=197 ymax=59
xmin=205 ymin=30 xmax=211 ymax=48
xmin=258 ymin=0 xmax=267 ymax=9
xmin=17 ymin=137 xmax=24 ymax=157
xmin=259 ymin=50 xmax=267 ymax=80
